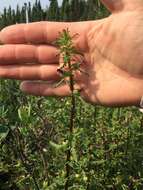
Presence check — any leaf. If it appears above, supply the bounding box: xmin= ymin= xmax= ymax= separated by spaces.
xmin=63 ymin=71 xmax=72 ymax=78
xmin=0 ymin=125 xmax=9 ymax=143
xmin=71 ymin=62 xmax=81 ymax=70
xmin=63 ymin=55 xmax=70 ymax=64
xmin=18 ymin=104 xmax=31 ymax=124
xmin=94 ymin=159 xmax=106 ymax=165
xmin=49 ymin=140 xmax=68 ymax=151
xmin=0 ymin=106 xmax=8 ymax=117
xmin=19 ymin=127 xmax=29 ymax=136
xmin=53 ymin=78 xmax=65 ymax=88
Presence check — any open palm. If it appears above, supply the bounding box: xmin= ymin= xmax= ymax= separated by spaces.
xmin=0 ymin=0 xmax=143 ymax=107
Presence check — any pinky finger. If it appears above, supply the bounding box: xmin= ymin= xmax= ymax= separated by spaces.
xmin=20 ymin=81 xmax=71 ymax=97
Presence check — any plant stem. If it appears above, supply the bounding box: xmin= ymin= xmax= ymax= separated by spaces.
xmin=65 ymin=56 xmax=76 ymax=190
xmin=56 ymin=29 xmax=78 ymax=190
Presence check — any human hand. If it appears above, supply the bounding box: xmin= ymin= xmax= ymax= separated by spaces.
xmin=0 ymin=0 xmax=143 ymax=107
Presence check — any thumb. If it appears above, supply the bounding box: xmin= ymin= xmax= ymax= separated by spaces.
xmin=100 ymin=0 xmax=143 ymax=13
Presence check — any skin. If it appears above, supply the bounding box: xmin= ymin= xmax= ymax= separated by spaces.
xmin=0 ymin=0 xmax=143 ymax=107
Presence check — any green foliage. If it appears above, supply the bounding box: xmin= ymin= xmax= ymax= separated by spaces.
xmin=0 ymin=1 xmax=143 ymax=190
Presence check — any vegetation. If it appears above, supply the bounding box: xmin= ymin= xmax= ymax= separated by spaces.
xmin=0 ymin=0 xmax=143 ymax=190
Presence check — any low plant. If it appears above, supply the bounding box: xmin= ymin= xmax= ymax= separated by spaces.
xmin=55 ymin=28 xmax=83 ymax=190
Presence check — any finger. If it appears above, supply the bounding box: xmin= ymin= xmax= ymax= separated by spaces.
xmin=0 ymin=21 xmax=91 ymax=51
xmin=20 ymin=81 xmax=71 ymax=97
xmin=0 ymin=44 xmax=59 ymax=64
xmin=0 ymin=64 xmax=60 ymax=81
xmin=0 ymin=22 xmax=67 ymax=44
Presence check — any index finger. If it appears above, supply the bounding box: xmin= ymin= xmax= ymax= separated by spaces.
xmin=0 ymin=21 xmax=91 ymax=51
